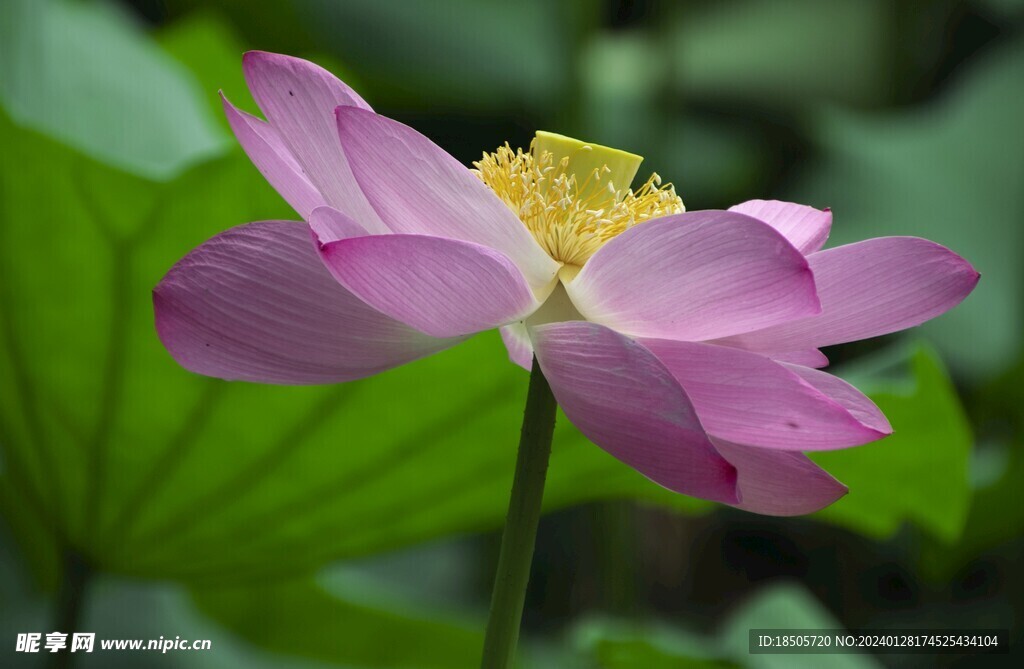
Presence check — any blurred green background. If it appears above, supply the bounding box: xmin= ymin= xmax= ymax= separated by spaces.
xmin=1 ymin=0 xmax=1021 ymax=666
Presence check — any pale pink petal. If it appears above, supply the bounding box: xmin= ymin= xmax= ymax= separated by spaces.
xmin=565 ymin=211 xmax=820 ymax=341
xmin=639 ymin=339 xmax=889 ymax=450
xmin=729 ymin=199 xmax=831 ymax=254
xmin=317 ymin=234 xmax=540 ymax=338
xmin=500 ymin=322 xmax=533 ymax=371
xmin=308 ymin=205 xmax=368 ymax=244
xmin=154 ymin=221 xmax=457 ymax=384
xmin=242 ymin=51 xmax=387 ymax=233
xmin=781 ymin=364 xmax=892 ymax=434
xmin=334 ymin=106 xmax=559 ymax=293
xmin=769 ymin=349 xmax=829 ymax=368
xmin=531 ymin=322 xmax=738 ymax=503
xmin=221 ymin=92 xmax=325 ymax=219
xmin=713 ymin=439 xmax=847 ymax=516
xmin=719 ymin=237 xmax=980 ymax=352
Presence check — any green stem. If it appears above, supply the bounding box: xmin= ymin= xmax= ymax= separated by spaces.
xmin=480 ymin=356 xmax=558 ymax=669
xmin=48 ymin=551 xmax=92 ymax=669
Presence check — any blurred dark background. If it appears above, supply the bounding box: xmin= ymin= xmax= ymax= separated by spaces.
xmin=1 ymin=0 xmax=1022 ymax=667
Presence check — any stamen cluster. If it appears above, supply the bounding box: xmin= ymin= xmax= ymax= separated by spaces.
xmin=473 ymin=143 xmax=684 ymax=266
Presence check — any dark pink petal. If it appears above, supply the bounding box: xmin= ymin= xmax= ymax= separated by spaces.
xmin=781 ymin=364 xmax=892 ymax=435
xmin=565 ymin=211 xmax=820 ymax=341
xmin=531 ymin=322 xmax=739 ymax=503
xmin=713 ymin=439 xmax=847 ymax=516
xmin=318 ymin=234 xmax=540 ymax=338
xmin=154 ymin=221 xmax=457 ymax=384
xmin=500 ymin=322 xmax=533 ymax=371
xmin=221 ymin=93 xmax=325 ymax=219
xmin=308 ymin=205 xmax=368 ymax=244
xmin=769 ymin=349 xmax=829 ymax=368
xmin=719 ymin=237 xmax=980 ymax=351
xmin=729 ymin=199 xmax=831 ymax=254
xmin=242 ymin=51 xmax=387 ymax=233
xmin=640 ymin=339 xmax=889 ymax=450
xmin=335 ymin=106 xmax=559 ymax=292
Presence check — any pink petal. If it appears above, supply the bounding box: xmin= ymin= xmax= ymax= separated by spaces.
xmin=719 ymin=237 xmax=980 ymax=352
xmin=334 ymin=106 xmax=559 ymax=293
xmin=781 ymin=364 xmax=892 ymax=435
xmin=531 ymin=322 xmax=739 ymax=503
xmin=221 ymin=92 xmax=325 ymax=219
xmin=317 ymin=234 xmax=540 ymax=338
xmin=640 ymin=339 xmax=889 ymax=450
xmin=500 ymin=322 xmax=533 ymax=371
xmin=729 ymin=199 xmax=831 ymax=254
xmin=242 ymin=51 xmax=387 ymax=233
xmin=769 ymin=349 xmax=829 ymax=368
xmin=154 ymin=221 xmax=457 ymax=384
xmin=713 ymin=439 xmax=847 ymax=516
xmin=308 ymin=205 xmax=369 ymax=244
xmin=565 ymin=211 xmax=821 ymax=341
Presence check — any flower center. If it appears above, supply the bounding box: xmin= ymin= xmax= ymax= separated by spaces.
xmin=473 ymin=131 xmax=684 ymax=267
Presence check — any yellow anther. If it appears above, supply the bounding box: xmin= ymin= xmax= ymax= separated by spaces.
xmin=472 ymin=132 xmax=684 ymax=267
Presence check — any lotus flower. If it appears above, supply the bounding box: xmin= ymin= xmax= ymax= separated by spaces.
xmin=154 ymin=52 xmax=979 ymax=516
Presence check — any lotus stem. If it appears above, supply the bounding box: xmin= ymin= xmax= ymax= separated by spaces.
xmin=480 ymin=356 xmax=557 ymax=668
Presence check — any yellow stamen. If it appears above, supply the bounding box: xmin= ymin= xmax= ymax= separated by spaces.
xmin=472 ymin=134 xmax=684 ymax=267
